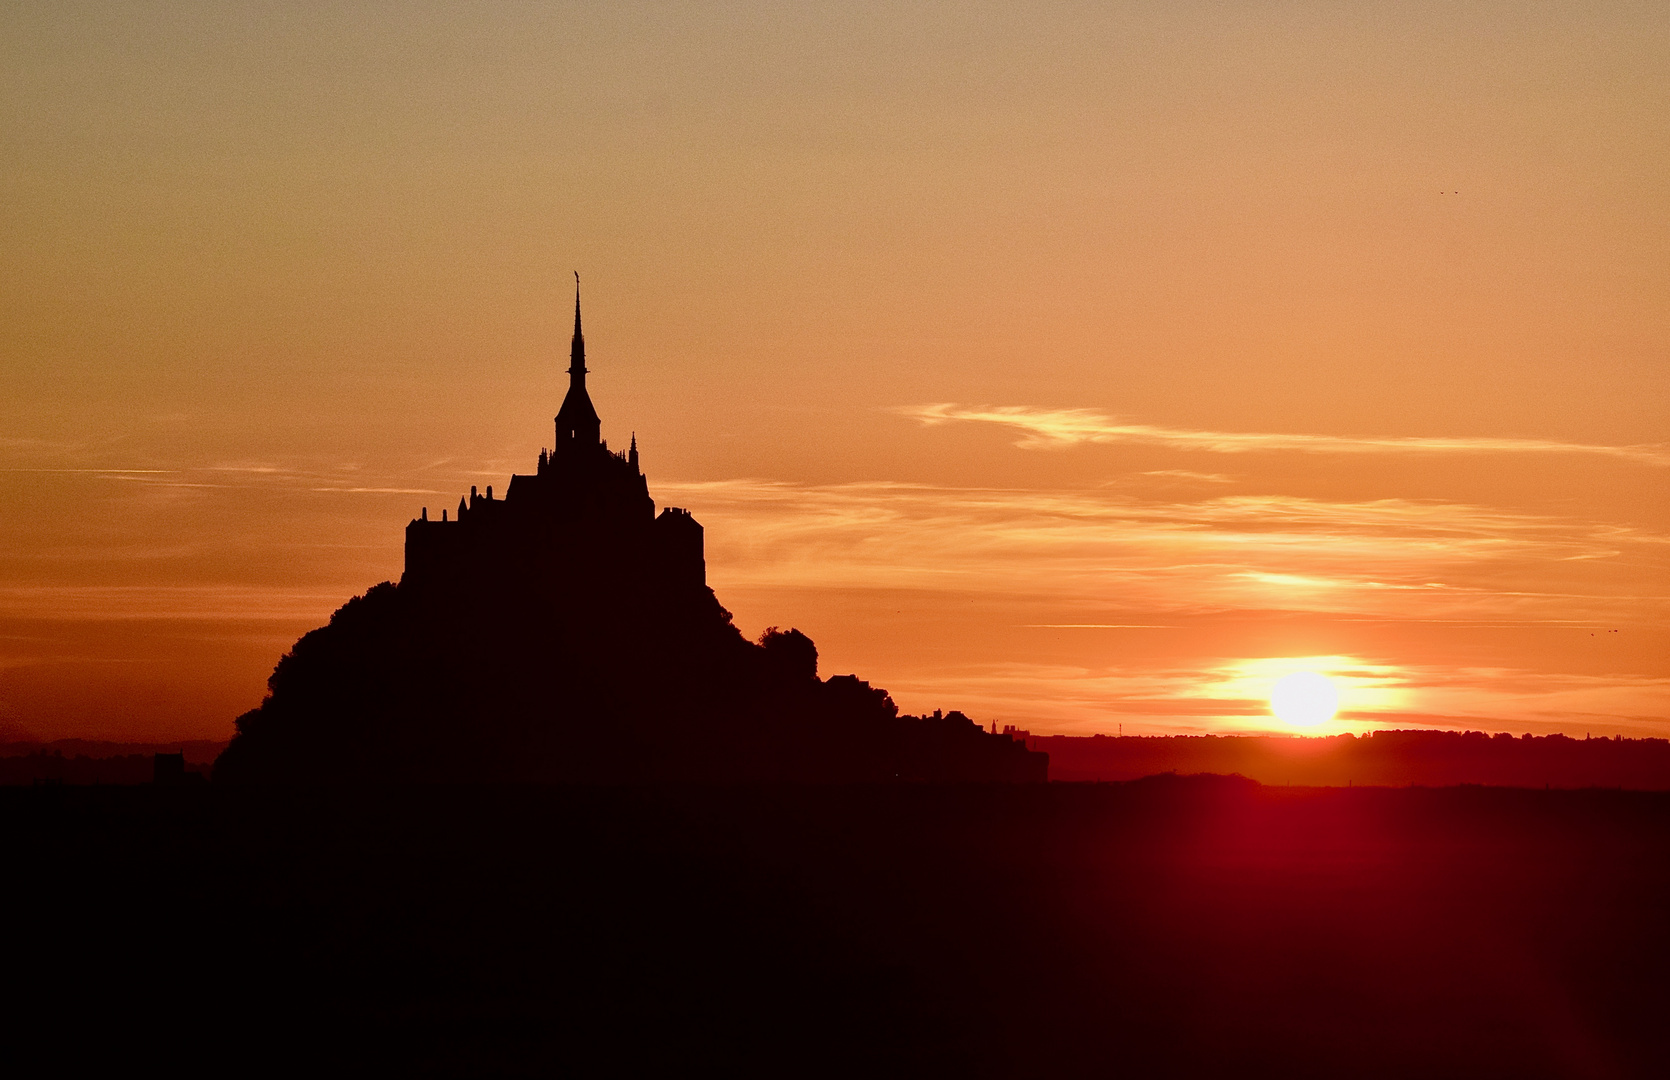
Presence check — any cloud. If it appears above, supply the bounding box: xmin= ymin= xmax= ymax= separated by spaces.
xmin=310 ymin=487 xmax=447 ymax=495
xmin=1023 ymin=624 xmax=1174 ymax=629
xmin=0 ymin=584 xmax=345 ymax=622
xmin=1140 ymin=470 xmax=1235 ymax=483
xmin=0 ymin=468 xmax=177 ymax=475
xmin=657 ymin=478 xmax=1668 ymax=632
xmin=899 ymin=404 xmax=1670 ymax=465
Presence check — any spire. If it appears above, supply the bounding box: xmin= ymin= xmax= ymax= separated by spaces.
xmin=568 ymin=271 xmax=585 ymax=376
xmin=629 ymin=431 xmax=639 ymax=472
xmin=555 ymin=271 xmax=601 ymax=447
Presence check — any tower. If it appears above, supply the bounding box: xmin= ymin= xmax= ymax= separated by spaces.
xmin=555 ymin=273 xmax=601 ymax=448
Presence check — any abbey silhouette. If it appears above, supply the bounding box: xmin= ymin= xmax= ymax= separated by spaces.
xmin=216 ymin=282 xmax=1045 ymax=783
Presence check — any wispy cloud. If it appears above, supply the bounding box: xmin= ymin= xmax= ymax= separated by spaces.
xmin=0 ymin=584 xmax=346 ymax=622
xmin=0 ymin=468 xmax=177 ymax=474
xmin=899 ymin=404 xmax=1670 ymax=464
xmin=660 ymin=479 xmax=1665 ymax=623
xmin=1023 ymin=624 xmax=1174 ymax=629
xmin=1140 ymin=470 xmax=1235 ymax=483
xmin=310 ymin=487 xmax=447 ymax=495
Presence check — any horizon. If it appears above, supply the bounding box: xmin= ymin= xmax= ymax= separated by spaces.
xmin=2 ymin=2 xmax=1665 ymax=743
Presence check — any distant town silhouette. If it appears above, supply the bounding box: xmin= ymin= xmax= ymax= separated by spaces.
xmin=1038 ymin=729 xmax=1670 ymax=789
xmin=213 ymin=283 xmax=1044 ymax=783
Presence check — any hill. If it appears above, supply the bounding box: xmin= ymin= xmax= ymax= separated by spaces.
xmin=215 ymin=290 xmax=1042 ymax=784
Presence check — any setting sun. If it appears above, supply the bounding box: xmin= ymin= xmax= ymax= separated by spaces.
xmin=1269 ymin=672 xmax=1341 ymax=729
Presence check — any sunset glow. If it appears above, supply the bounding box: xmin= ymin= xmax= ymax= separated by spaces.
xmin=1 ymin=3 xmax=1665 ymax=743
xmin=1269 ymin=672 xmax=1341 ymax=730
xmin=8 ymin=7 xmax=1669 ymax=1075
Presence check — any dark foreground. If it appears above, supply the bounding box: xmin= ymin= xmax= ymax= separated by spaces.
xmin=1035 ymin=731 xmax=1670 ymax=790
xmin=8 ymin=779 xmax=1670 ymax=1077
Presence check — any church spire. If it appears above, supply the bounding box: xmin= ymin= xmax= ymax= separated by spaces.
xmin=554 ymin=271 xmax=602 ymax=447
xmin=568 ymin=271 xmax=586 ymax=377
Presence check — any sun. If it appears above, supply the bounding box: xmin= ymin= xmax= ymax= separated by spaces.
xmin=1269 ymin=671 xmax=1341 ymax=729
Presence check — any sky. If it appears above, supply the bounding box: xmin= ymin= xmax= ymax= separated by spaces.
xmin=2 ymin=1 xmax=1666 ymax=742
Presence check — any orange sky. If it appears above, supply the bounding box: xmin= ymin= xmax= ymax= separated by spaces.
xmin=2 ymin=2 xmax=1666 ymax=742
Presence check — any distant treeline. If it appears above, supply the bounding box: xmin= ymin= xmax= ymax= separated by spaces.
xmin=0 ymin=741 xmax=223 ymax=786
xmin=1035 ymin=730 xmax=1670 ymax=790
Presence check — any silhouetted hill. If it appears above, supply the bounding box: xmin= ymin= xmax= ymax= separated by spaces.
xmin=215 ymin=291 xmax=1043 ymax=784
xmin=1036 ymin=729 xmax=1670 ymax=789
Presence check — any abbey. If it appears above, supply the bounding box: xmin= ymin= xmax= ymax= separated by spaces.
xmin=402 ymin=284 xmax=705 ymax=598
xmin=213 ymin=284 xmax=1046 ymax=784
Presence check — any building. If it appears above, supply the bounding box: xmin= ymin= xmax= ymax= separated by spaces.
xmin=403 ymin=280 xmax=705 ymax=597
xmin=213 ymin=283 xmax=1045 ymax=785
